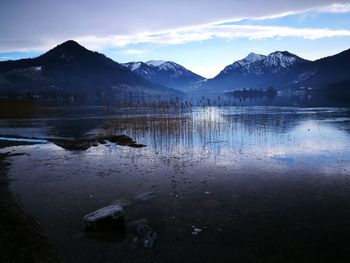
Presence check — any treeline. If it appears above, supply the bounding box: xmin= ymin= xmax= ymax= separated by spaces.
xmin=225 ymin=87 xmax=277 ymax=99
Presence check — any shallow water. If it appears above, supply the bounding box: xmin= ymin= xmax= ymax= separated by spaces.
xmin=1 ymin=106 xmax=350 ymax=262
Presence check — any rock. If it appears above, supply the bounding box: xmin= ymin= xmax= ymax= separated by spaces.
xmin=191 ymin=226 xmax=202 ymax=235
xmin=135 ymin=223 xmax=157 ymax=248
xmin=134 ymin=192 xmax=157 ymax=202
xmin=129 ymin=143 xmax=146 ymax=148
xmin=81 ymin=205 xmax=125 ymax=232
xmin=107 ymin=135 xmax=135 ymax=145
xmin=52 ymin=138 xmax=98 ymax=151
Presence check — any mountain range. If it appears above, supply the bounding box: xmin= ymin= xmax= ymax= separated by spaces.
xmin=122 ymin=60 xmax=205 ymax=92
xmin=0 ymin=40 xmax=181 ymax=99
xmin=202 ymin=49 xmax=350 ymax=95
xmin=0 ymin=40 xmax=349 ymax=100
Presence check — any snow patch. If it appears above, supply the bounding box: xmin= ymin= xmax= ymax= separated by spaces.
xmin=146 ymin=60 xmax=166 ymax=67
xmin=264 ymin=51 xmax=298 ymax=69
xmin=243 ymin=53 xmax=266 ymax=63
xmin=130 ymin=62 xmax=141 ymax=71
xmin=122 ymin=62 xmax=142 ymax=71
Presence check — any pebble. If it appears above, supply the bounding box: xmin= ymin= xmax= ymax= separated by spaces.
xmin=191 ymin=226 xmax=202 ymax=235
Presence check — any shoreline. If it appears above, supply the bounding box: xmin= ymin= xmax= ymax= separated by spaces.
xmin=0 ymin=149 xmax=58 ymax=263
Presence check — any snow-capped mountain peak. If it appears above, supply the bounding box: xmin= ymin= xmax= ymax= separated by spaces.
xmin=243 ymin=52 xmax=266 ymax=63
xmin=146 ymin=60 xmax=167 ymax=67
xmin=146 ymin=60 xmax=184 ymax=72
xmin=220 ymin=50 xmax=305 ymax=76
xmin=263 ymin=51 xmax=301 ymax=69
xmin=121 ymin=60 xmax=205 ymax=91
xmin=222 ymin=53 xmax=266 ymax=73
xmin=124 ymin=60 xmax=179 ymax=72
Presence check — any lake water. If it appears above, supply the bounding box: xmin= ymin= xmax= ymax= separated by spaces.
xmin=1 ymin=106 xmax=350 ymax=262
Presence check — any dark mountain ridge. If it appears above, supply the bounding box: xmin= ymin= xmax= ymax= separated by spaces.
xmin=0 ymin=40 xmax=181 ymax=99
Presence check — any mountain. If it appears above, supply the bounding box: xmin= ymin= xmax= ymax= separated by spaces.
xmin=122 ymin=60 xmax=205 ymax=91
xmin=298 ymin=48 xmax=350 ymax=89
xmin=203 ymin=51 xmax=310 ymax=93
xmin=1 ymin=41 xmax=348 ymax=99
xmin=216 ymin=51 xmax=307 ymax=77
xmin=202 ymin=49 xmax=350 ymax=95
xmin=0 ymin=40 xmax=181 ymax=99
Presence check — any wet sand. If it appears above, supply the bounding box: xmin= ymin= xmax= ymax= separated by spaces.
xmin=4 ymin=146 xmax=350 ymax=263
xmin=0 ymin=148 xmax=57 ymax=263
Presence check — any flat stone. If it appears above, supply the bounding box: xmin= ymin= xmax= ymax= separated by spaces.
xmin=81 ymin=205 xmax=125 ymax=232
xmin=134 ymin=192 xmax=157 ymax=202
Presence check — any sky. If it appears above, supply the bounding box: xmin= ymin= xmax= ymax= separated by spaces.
xmin=1 ymin=0 xmax=350 ymax=78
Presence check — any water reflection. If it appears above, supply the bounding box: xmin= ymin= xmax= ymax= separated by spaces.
xmin=89 ymin=107 xmax=350 ymax=166
xmin=1 ymin=106 xmax=350 ymax=162
xmin=2 ymin=106 xmax=350 ymax=262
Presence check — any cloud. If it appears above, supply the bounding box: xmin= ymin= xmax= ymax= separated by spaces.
xmin=1 ymin=0 xmax=350 ymax=52
xmin=0 ymin=56 xmax=13 ymax=61
xmin=119 ymin=49 xmax=148 ymax=55
xmin=241 ymin=3 xmax=350 ymax=21
xmin=315 ymin=3 xmax=350 ymax=13
xmin=72 ymin=24 xmax=350 ymax=50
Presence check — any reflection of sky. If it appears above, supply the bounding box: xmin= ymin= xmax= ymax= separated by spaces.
xmin=1 ymin=106 xmax=349 ymax=175
xmin=96 ymin=106 xmax=350 ymax=175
